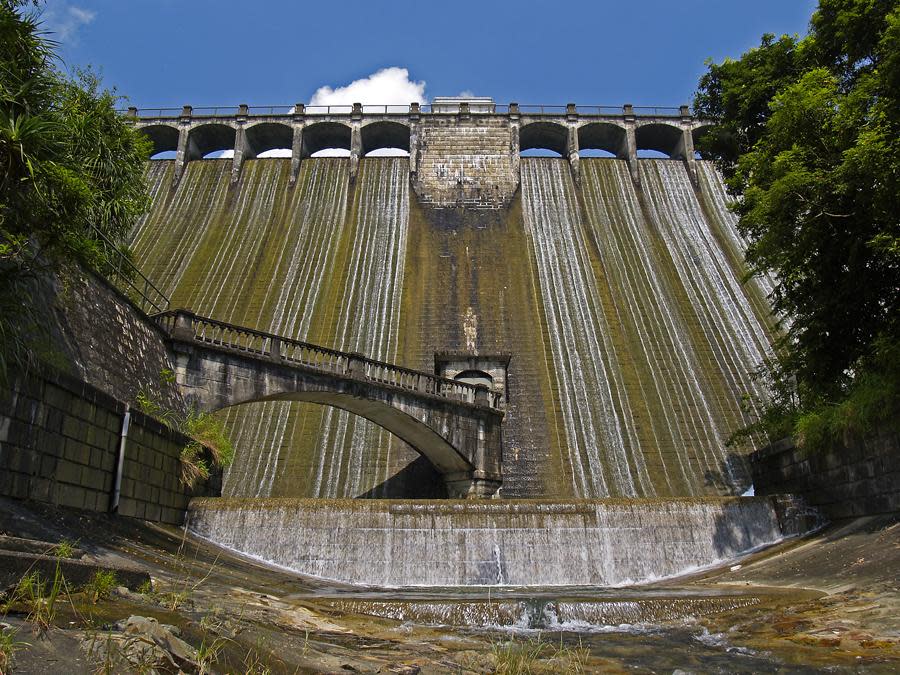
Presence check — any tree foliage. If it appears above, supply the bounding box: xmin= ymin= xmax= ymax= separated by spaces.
xmin=695 ymin=0 xmax=900 ymax=446
xmin=0 ymin=1 xmax=151 ymax=380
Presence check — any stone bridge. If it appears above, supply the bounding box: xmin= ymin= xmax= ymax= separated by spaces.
xmin=154 ymin=310 xmax=505 ymax=498
xmin=128 ymin=99 xmax=711 ymax=208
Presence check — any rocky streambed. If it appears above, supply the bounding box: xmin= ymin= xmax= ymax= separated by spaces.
xmin=0 ymin=497 xmax=898 ymax=673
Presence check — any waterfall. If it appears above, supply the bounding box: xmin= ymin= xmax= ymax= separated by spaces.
xmin=637 ymin=160 xmax=774 ymax=466
xmin=188 ymin=497 xmax=792 ymax=587
xmin=132 ymin=156 xmax=776 ymax=500
xmin=310 ymin=158 xmax=410 ymax=497
xmin=131 ymin=158 xmax=351 ymax=497
xmin=520 ymin=158 xmax=649 ymax=498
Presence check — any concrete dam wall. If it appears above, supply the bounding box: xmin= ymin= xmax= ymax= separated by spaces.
xmin=187 ymin=497 xmax=790 ymax=587
xmin=130 ymin=155 xmax=774 ymax=500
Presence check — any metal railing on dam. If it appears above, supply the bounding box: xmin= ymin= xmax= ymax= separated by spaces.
xmin=153 ymin=309 xmax=504 ymax=411
xmin=122 ymin=102 xmax=688 ymax=119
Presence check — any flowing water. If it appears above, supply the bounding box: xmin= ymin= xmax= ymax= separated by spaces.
xmin=132 ymin=157 xmax=777 ymax=500
xmin=187 ymin=497 xmax=788 ymax=587
xmin=520 ymin=158 xmax=775 ymax=497
xmin=309 ymin=158 xmax=410 ymax=497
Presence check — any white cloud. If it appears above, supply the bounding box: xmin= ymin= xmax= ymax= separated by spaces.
xmin=43 ymin=3 xmax=96 ymax=43
xmin=309 ymin=67 xmax=426 ymax=108
xmin=457 ymin=90 xmax=475 ymax=98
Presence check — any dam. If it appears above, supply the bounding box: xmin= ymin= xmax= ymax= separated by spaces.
xmin=129 ymin=100 xmax=775 ymax=505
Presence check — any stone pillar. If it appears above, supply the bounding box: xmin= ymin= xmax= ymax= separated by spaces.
xmin=676 ymin=105 xmax=699 ymax=185
xmin=174 ymin=105 xmax=192 ymax=185
xmin=622 ymin=104 xmax=639 ymax=184
xmin=443 ymin=472 xmax=502 ymax=499
xmin=350 ymin=102 xmax=363 ymax=181
xmin=346 ymin=352 xmax=367 ymax=379
xmin=567 ymin=124 xmax=580 ymax=183
xmin=509 ymin=103 xmax=521 ymax=190
xmin=126 ymin=106 xmax=138 ymax=119
xmin=171 ymin=310 xmax=196 ymax=341
xmin=408 ymin=102 xmax=420 ymax=176
xmin=231 ymin=104 xmax=249 ymax=183
xmin=290 ymin=104 xmax=305 ymax=184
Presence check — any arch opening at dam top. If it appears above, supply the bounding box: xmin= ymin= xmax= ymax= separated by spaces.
xmin=361 ymin=120 xmax=410 ymax=157
xmin=520 ymin=121 xmax=568 ymax=157
xmin=578 ymin=122 xmax=627 ymax=158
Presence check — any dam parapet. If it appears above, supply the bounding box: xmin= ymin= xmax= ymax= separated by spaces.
xmin=128 ymin=101 xmax=708 ymax=207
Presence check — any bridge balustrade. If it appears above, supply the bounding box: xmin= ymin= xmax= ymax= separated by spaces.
xmin=153 ymin=310 xmax=503 ymax=410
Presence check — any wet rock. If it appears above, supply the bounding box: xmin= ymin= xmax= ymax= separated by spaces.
xmin=381 ymin=664 xmax=421 ymax=675
xmin=101 ymin=615 xmax=198 ymax=671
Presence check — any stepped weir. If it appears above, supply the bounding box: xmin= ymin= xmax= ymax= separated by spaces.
xmin=127 ymin=99 xmax=797 ymax=587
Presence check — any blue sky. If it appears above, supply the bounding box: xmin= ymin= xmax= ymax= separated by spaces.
xmin=42 ymin=0 xmax=817 ymax=109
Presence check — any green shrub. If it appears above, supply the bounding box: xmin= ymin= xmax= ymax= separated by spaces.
xmin=83 ymin=570 xmax=117 ymax=604
xmin=180 ymin=443 xmax=211 ymax=490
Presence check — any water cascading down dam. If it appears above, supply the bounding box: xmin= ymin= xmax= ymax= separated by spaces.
xmin=130 ymin=99 xmax=798 ymax=586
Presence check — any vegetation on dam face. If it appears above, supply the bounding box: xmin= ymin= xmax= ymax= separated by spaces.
xmin=130 ymin=155 xmax=775 ymax=500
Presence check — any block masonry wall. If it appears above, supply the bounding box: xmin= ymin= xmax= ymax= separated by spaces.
xmin=38 ymin=268 xmax=184 ymax=412
xmin=0 ymin=369 xmax=214 ymax=524
xmin=751 ymin=431 xmax=900 ymax=519
xmin=413 ymin=116 xmax=518 ymax=208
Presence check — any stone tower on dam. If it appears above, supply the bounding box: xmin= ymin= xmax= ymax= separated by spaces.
xmin=129 ymin=99 xmax=775 ymax=500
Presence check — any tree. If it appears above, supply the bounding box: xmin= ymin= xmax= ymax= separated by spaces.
xmin=0 ymin=0 xmax=151 ymax=380
xmin=694 ymin=0 xmax=900 ymax=445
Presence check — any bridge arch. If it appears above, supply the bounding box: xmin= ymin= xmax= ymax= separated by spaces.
xmin=302 ymin=121 xmax=352 ymax=157
xmin=224 ymin=390 xmax=474 ymax=478
xmin=187 ymin=123 xmax=237 ymax=160
xmin=244 ymin=122 xmax=293 ymax=158
xmin=634 ymin=122 xmax=684 ymax=159
xmin=361 ymin=120 xmax=410 ymax=156
xmin=577 ymin=122 xmax=627 ymax=158
xmin=519 ymin=121 xmax=568 ymax=157
xmin=140 ymin=124 xmax=179 ymax=158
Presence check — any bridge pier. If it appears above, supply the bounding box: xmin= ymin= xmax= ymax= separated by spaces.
xmin=622 ymin=104 xmax=640 ymax=184
xmin=566 ymin=104 xmax=580 ymax=184
xmin=508 ymin=104 xmax=521 ymax=191
xmin=349 ymin=103 xmax=363 ymax=181
xmin=174 ymin=106 xmax=193 ymax=186
xmin=231 ymin=104 xmax=250 ymax=183
xmin=444 ymin=472 xmax=503 ymax=498
xmin=675 ymin=105 xmax=699 ymax=185
xmin=290 ymin=104 xmax=305 ymax=184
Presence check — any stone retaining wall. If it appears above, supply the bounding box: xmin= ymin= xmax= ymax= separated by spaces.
xmin=0 ymin=369 xmax=212 ymax=524
xmin=750 ymin=431 xmax=900 ymax=519
xmin=36 ymin=267 xmax=184 ymax=413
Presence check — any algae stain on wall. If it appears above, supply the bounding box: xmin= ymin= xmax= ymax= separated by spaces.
xmin=397 ymin=192 xmax=566 ymax=497
xmin=131 ymin=155 xmax=776 ymax=500
xmin=132 ymin=158 xmax=354 ymax=497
